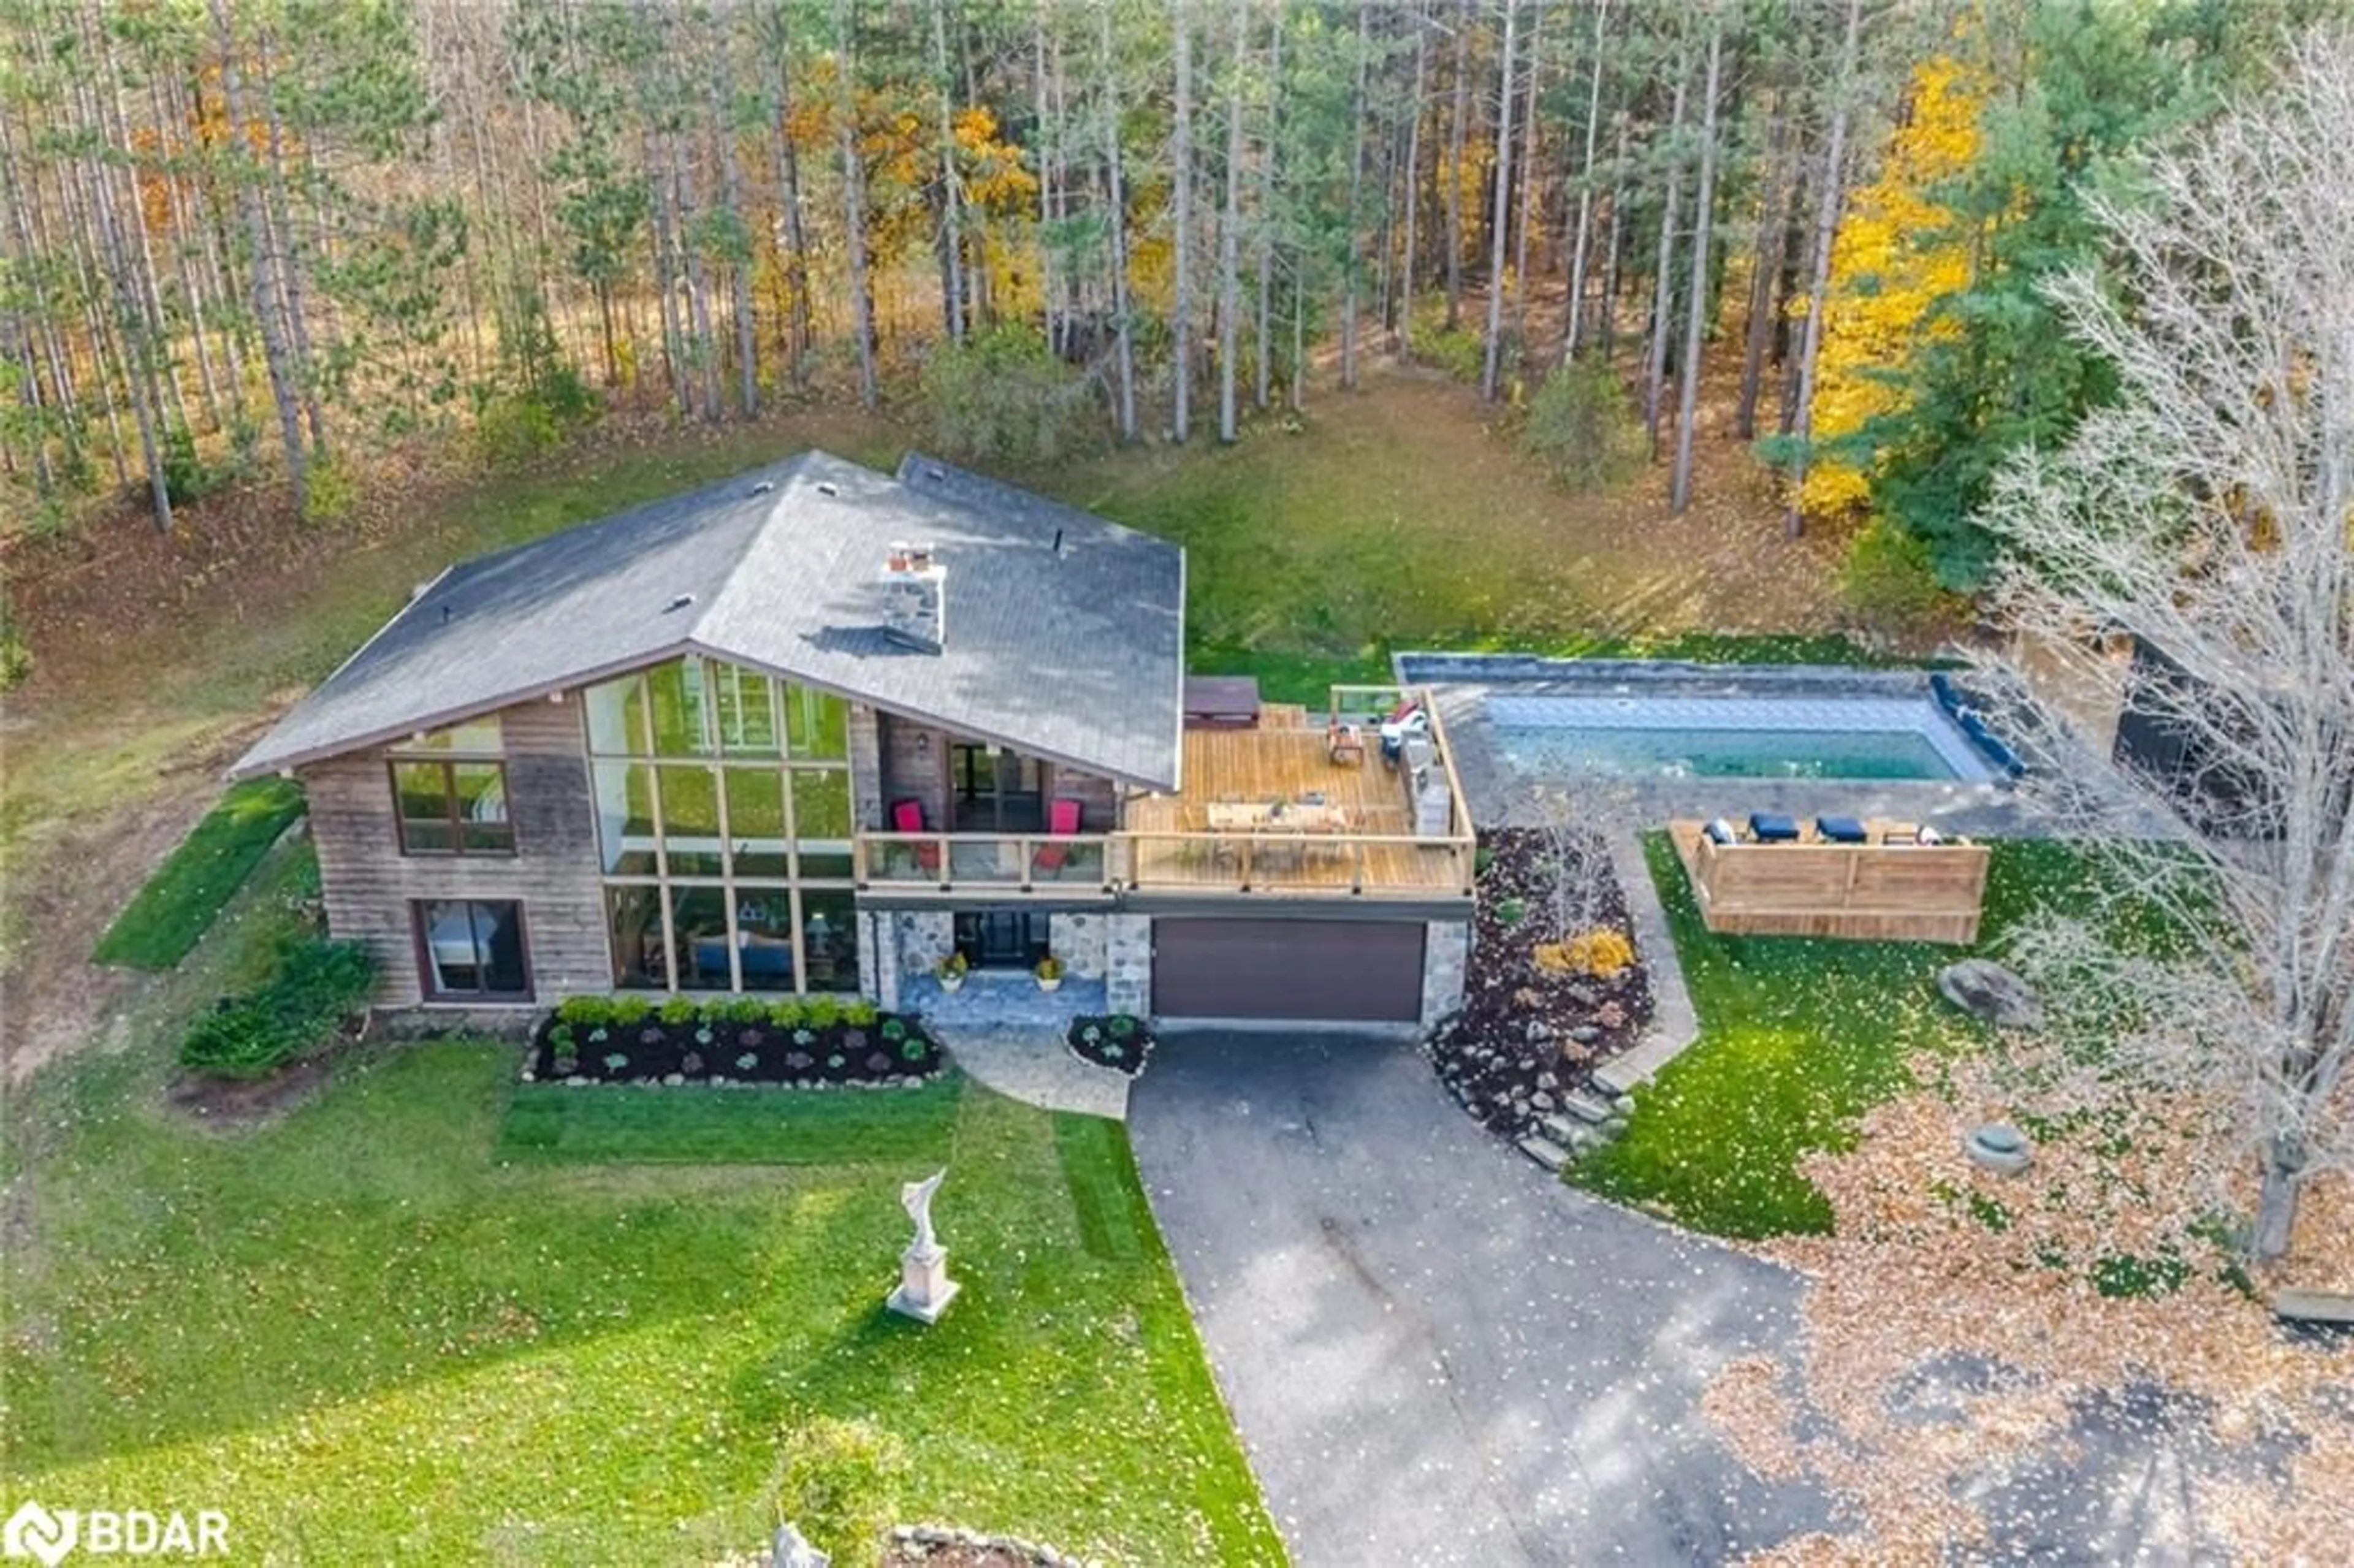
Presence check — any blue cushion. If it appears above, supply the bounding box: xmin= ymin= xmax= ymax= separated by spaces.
xmin=1748 ymin=812 xmax=1800 ymax=842
xmin=1816 ymin=815 xmax=1868 ymax=843
xmin=1703 ymin=817 xmax=1737 ymax=846
xmin=1929 ymin=672 xmax=1961 ymax=715
xmin=1983 ymin=737 xmax=2025 ymax=777
xmin=1959 ymin=712 xmax=1994 ymax=745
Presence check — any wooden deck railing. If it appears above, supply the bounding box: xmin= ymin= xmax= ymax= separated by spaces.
xmin=854 ymin=831 xmax=1115 ymax=892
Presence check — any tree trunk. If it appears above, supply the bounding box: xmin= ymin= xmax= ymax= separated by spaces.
xmin=1643 ymin=56 xmax=1691 ymax=460
xmin=1217 ymin=0 xmax=1247 ymax=442
xmin=256 ymin=39 xmax=326 ymax=460
xmin=1441 ymin=0 xmax=1471 ymax=331
xmin=1670 ymin=21 xmax=1722 ymax=514
xmin=1254 ymin=3 xmax=1282 ymax=409
xmin=1100 ymin=2 xmax=1138 ymax=441
xmin=1736 ymin=116 xmax=1794 ymax=440
xmin=2255 ymin=1145 xmax=2304 ymax=1260
xmin=771 ymin=4 xmax=813 ymax=387
xmin=1785 ymin=0 xmax=1862 ymax=538
xmin=1560 ymin=0 xmax=1610 ymax=363
xmin=644 ymin=116 xmax=688 ymax=413
xmin=1340 ymin=0 xmax=1370 ymax=391
xmin=210 ymin=0 xmax=306 ymax=513
xmin=715 ymin=65 xmax=758 ymax=417
xmin=834 ymin=0 xmax=877 ymax=409
xmin=1477 ymin=0 xmax=1518 ymax=402
xmin=75 ymin=31 xmax=171 ymax=531
xmin=1510 ymin=0 xmax=1541 ymax=344
xmin=935 ymin=0 xmax=966 ymax=344
xmin=1395 ymin=1 xmax=1426 ymax=356
xmin=1034 ymin=16 xmax=1057 ymax=355
xmin=1171 ymin=0 xmax=1194 ymax=442
xmin=1599 ymin=111 xmax=1628 ymax=359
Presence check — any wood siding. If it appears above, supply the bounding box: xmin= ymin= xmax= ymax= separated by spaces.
xmin=873 ymin=711 xmax=1124 ymax=832
xmin=305 ymin=698 xmax=610 ymax=1006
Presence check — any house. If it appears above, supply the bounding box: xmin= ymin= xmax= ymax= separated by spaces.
xmin=233 ymin=452 xmax=1474 ymax=1028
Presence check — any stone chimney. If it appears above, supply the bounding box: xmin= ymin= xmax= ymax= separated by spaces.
xmin=879 ymin=542 xmax=946 ymax=653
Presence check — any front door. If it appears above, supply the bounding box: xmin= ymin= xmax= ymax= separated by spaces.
xmin=950 ymin=743 xmax=1045 ymax=832
xmin=954 ymin=910 xmax=1048 ymax=970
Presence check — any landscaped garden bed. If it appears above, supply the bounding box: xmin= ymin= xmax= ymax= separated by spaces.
xmin=526 ymin=995 xmax=942 ymax=1087
xmin=1066 ymin=1013 xmax=1154 ymax=1077
xmin=1425 ymin=826 xmax=1652 ymax=1143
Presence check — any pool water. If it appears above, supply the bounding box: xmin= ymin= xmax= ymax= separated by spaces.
xmin=1493 ymin=724 xmax=1964 ymax=782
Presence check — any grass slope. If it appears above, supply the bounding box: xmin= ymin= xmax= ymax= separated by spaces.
xmin=1571 ymin=836 xmax=2109 ymax=1239
xmin=90 ymin=777 xmax=305 ymax=970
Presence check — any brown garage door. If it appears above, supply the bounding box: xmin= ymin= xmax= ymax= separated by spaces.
xmin=1152 ymin=918 xmax=1425 ymax=1022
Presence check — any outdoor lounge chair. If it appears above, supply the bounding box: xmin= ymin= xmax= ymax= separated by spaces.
xmin=1748 ymin=812 xmax=1802 ymax=843
xmin=1032 ymin=797 xmax=1084 ymax=875
xmin=891 ymin=797 xmax=942 ymax=875
xmin=1815 ymin=815 xmax=1869 ymax=844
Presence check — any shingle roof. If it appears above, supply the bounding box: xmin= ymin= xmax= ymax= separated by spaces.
xmin=232 ymin=451 xmax=1186 ymax=790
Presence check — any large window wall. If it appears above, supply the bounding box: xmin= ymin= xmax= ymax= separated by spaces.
xmin=585 ymin=655 xmax=857 ymax=993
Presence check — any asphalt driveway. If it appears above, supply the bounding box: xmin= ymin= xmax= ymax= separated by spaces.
xmin=1128 ymin=1030 xmax=1828 ymax=1567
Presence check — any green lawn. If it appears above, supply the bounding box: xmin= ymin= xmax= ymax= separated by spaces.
xmin=1571 ymin=836 xmax=2115 ymax=1240
xmin=7 ymin=836 xmax=1282 ymax=1564
xmin=498 ymin=1077 xmax=967 ymax=1166
xmin=90 ymin=777 xmax=307 ymax=970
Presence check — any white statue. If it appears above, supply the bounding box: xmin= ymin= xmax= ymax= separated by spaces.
xmin=887 ymin=1167 xmax=959 ymax=1324
xmin=901 ymin=1168 xmax=947 ymax=1255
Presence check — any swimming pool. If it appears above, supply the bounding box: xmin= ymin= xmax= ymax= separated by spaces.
xmin=1482 ymin=694 xmax=1989 ymax=783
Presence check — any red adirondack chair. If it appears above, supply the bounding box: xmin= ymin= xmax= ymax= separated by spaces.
xmin=1032 ymin=797 xmax=1084 ymax=875
xmin=891 ymin=798 xmax=942 ymax=874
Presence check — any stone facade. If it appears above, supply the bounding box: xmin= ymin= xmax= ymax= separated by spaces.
xmin=1048 ymin=911 xmax=1108 ymax=979
xmin=859 ymin=910 xmax=891 ymax=1010
xmin=1419 ymin=919 xmax=1470 ymax=1030
xmin=895 ymin=910 xmax=956 ymax=976
xmin=1105 ymin=913 xmax=1152 ymax=1016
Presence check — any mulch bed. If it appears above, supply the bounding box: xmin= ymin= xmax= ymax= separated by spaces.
xmin=1066 ymin=1013 xmax=1154 ymax=1077
xmin=527 ymin=1008 xmax=942 ymax=1086
xmin=1425 ymin=827 xmax=1653 ymax=1139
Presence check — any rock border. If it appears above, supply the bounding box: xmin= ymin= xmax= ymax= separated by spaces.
xmin=888 ymin=1523 xmax=1101 ymax=1567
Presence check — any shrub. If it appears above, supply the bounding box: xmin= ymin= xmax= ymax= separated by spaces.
xmin=1535 ymin=927 xmax=1636 ymax=980
xmin=658 ymin=996 xmax=699 ymax=1026
xmin=1493 ymin=897 xmax=1528 ymax=928
xmin=556 ymin=996 xmax=616 ymax=1027
xmin=844 ymin=999 xmax=878 ymax=1026
xmin=802 ymin=996 xmax=842 ymax=1030
xmin=473 ymin=391 xmax=563 ymax=465
xmin=547 ymin=1023 xmax=576 ymax=1054
xmin=1107 ymin=1013 xmax=1138 ymax=1038
xmin=179 ymin=937 xmax=375 ymax=1080
xmin=299 ymin=454 xmax=358 ymax=526
xmin=768 ymin=1000 xmax=807 ymax=1029
xmin=720 ymin=997 xmax=769 ymax=1026
xmin=1521 ymin=361 xmax=1640 ymax=491
xmin=772 ymin=1417 xmax=907 ymax=1568
xmin=879 ymin=1017 xmax=906 ymax=1043
xmin=610 ymin=996 xmax=652 ymax=1026
xmin=920 ymin=322 xmax=1100 ymax=464
xmin=1839 ymin=516 xmax=1964 ymax=627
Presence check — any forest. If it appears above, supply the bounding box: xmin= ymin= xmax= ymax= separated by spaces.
xmin=1 ymin=0 xmax=2343 ymax=672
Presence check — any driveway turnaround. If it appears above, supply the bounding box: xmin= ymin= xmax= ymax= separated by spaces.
xmin=1128 ymin=1031 xmax=1828 ymax=1567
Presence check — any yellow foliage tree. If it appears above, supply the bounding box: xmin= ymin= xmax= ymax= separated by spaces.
xmin=1798 ymin=55 xmax=1987 ymax=520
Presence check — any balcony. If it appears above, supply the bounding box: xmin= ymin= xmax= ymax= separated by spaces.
xmin=853 ymin=686 xmax=1474 ymax=904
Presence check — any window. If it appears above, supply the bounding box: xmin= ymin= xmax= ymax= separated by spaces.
xmin=414 ymin=900 xmax=529 ymax=999
xmin=392 ymin=759 xmax=514 ymax=855
xmin=402 ymin=718 xmax=503 ymax=753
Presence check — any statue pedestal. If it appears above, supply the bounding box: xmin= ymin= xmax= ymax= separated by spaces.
xmin=886 ymin=1243 xmax=959 ymax=1324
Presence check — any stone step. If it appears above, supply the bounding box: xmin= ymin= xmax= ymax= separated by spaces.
xmin=1539 ymin=1113 xmax=1582 ymax=1146
xmin=2274 ymin=1288 xmax=2354 ymax=1325
xmin=1517 ymin=1135 xmax=1569 ymax=1173
xmin=1561 ymin=1091 xmax=1617 ymax=1125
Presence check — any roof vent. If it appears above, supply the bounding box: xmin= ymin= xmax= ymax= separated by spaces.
xmin=750 ymin=479 xmax=775 ymax=496
xmin=1051 ymin=527 xmax=1064 ymax=557
xmin=924 ymin=465 xmax=947 ymax=481
xmin=666 ymin=592 xmax=697 ymax=613
xmin=815 ymin=481 xmax=840 ymax=498
xmin=879 ymin=542 xmax=946 ymax=654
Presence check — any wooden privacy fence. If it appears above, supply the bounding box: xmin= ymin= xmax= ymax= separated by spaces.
xmin=1667 ymin=820 xmax=1992 ymax=943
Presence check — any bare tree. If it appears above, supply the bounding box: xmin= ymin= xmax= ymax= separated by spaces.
xmin=1641 ymin=51 xmax=1690 ymax=458
xmin=1559 ymin=0 xmax=1610 ymax=364
xmin=1339 ymin=0 xmax=1371 ymax=392
xmin=1217 ymin=0 xmax=1247 ymax=442
xmin=1394 ymin=0 xmax=1426 ymax=357
xmin=1441 ymin=0 xmax=1471 ymax=331
xmin=1784 ymin=0 xmax=1862 ymax=537
xmin=834 ymin=0 xmax=877 ymax=409
xmin=1099 ymin=2 xmax=1138 ymax=441
xmin=1670 ymin=16 xmax=1722 ymax=514
xmin=1979 ymin=31 xmax=2354 ymax=1262
xmin=1171 ymin=0 xmax=1194 ymax=441
xmin=1477 ymin=0 xmax=1518 ymax=402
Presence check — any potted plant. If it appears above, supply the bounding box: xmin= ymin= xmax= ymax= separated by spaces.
xmin=1035 ymin=954 xmax=1065 ymax=993
xmin=934 ymin=951 xmax=969 ymax=992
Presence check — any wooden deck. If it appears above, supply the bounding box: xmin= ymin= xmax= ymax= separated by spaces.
xmin=1126 ymin=721 xmax=1470 ymax=897
xmin=1667 ymin=818 xmax=1991 ymax=943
